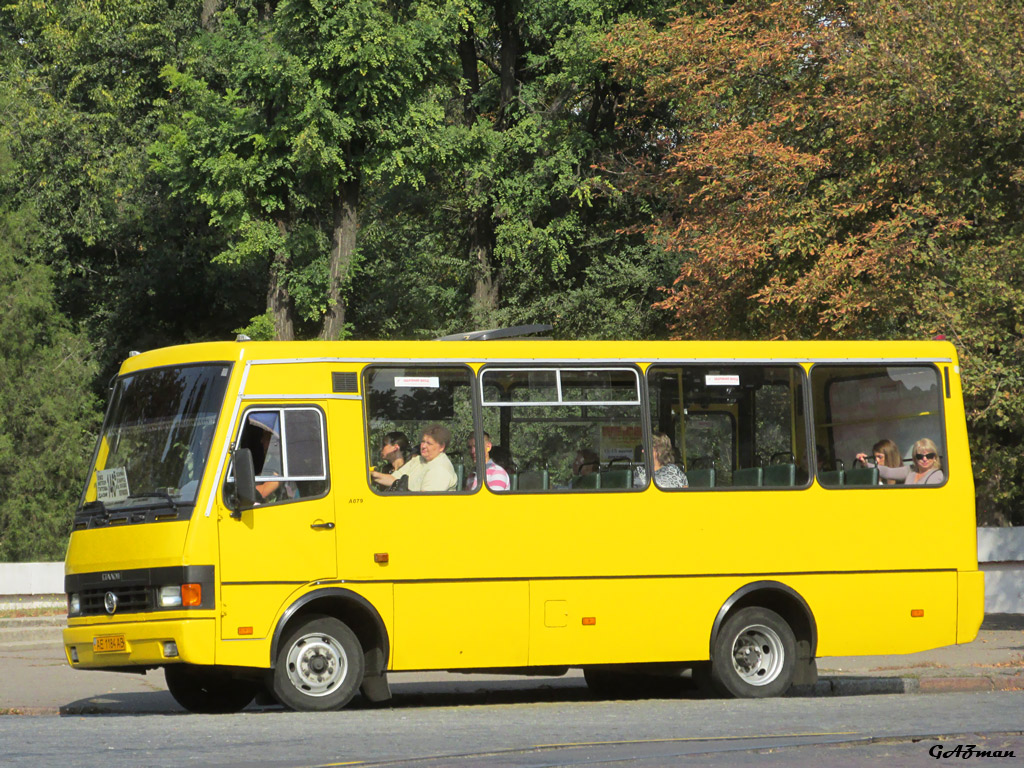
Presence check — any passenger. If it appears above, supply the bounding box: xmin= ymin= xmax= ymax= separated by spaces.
xmin=488 ymin=444 xmax=516 ymax=476
xmin=466 ymin=432 xmax=510 ymax=491
xmin=856 ymin=438 xmax=944 ymax=485
xmin=379 ymin=431 xmax=410 ymax=474
xmin=571 ymin=449 xmax=600 ymax=477
xmin=634 ymin=433 xmax=688 ymax=489
xmin=371 ymin=424 xmax=458 ymax=492
xmin=861 ymin=438 xmax=901 ymax=485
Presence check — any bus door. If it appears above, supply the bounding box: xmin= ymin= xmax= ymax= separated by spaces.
xmin=217 ymin=405 xmax=335 ymax=639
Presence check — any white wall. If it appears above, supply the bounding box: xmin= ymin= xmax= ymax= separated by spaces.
xmin=0 ymin=562 xmax=64 ymax=595
xmin=978 ymin=527 xmax=1024 ymax=614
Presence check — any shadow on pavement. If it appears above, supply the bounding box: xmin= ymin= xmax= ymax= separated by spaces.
xmin=982 ymin=613 xmax=1024 ymax=631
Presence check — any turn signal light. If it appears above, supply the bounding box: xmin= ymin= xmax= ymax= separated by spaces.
xmin=182 ymin=583 xmax=202 ymax=607
xmin=582 ymin=617 xmax=596 ymax=626
xmin=374 ymin=553 xmax=389 ymax=564
xmin=911 ymin=609 xmax=924 ymax=618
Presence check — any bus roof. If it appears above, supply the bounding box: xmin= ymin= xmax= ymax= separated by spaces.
xmin=118 ymin=338 xmax=959 ymax=375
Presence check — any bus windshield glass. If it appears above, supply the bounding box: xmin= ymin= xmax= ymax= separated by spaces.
xmin=86 ymin=363 xmax=232 ymax=508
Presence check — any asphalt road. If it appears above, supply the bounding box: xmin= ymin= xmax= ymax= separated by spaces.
xmin=1 ymin=690 xmax=1023 ymax=767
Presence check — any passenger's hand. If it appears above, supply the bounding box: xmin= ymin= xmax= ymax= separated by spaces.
xmin=855 ymin=453 xmax=868 ymax=465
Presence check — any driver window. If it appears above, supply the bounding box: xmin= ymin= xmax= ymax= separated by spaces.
xmin=230 ymin=407 xmax=328 ymax=505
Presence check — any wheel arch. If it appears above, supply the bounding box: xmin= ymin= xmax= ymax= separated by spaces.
xmin=271 ymin=588 xmax=389 ymax=680
xmin=709 ymin=581 xmax=817 ymax=666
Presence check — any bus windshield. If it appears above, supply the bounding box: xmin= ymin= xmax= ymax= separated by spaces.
xmin=84 ymin=363 xmax=232 ymax=510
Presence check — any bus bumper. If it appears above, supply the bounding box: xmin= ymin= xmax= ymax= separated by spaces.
xmin=63 ymin=618 xmax=216 ymax=669
xmin=957 ymin=570 xmax=985 ymax=644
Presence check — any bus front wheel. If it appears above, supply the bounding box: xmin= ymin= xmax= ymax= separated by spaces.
xmin=273 ymin=615 xmax=364 ymax=711
xmin=711 ymin=607 xmax=795 ymax=698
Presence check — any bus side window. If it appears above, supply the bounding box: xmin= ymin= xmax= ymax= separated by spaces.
xmin=809 ymin=364 xmax=946 ymax=488
xmin=362 ymin=365 xmax=474 ymax=494
xmin=480 ymin=366 xmax=644 ymax=492
xmin=646 ymin=364 xmax=809 ymax=490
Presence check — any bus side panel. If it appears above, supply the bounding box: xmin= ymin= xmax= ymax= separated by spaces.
xmin=957 ymin=570 xmax=985 ymax=644
xmin=392 ymin=582 xmax=528 ymax=670
xmin=797 ymin=571 xmax=958 ymax=657
xmin=528 ymin=578 xmax=716 ymax=666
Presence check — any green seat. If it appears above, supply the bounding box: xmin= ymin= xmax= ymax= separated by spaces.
xmin=453 ymin=464 xmax=464 ymax=490
xmin=764 ymin=463 xmax=796 ymax=487
xmin=601 ymin=469 xmax=633 ymax=489
xmin=846 ymin=466 xmax=879 ymax=486
xmin=731 ymin=467 xmax=763 ymax=487
xmin=516 ymin=469 xmax=549 ymax=491
xmin=571 ymin=473 xmax=600 ymax=489
xmin=819 ymin=469 xmax=845 ymax=487
xmin=687 ymin=468 xmax=716 ymax=488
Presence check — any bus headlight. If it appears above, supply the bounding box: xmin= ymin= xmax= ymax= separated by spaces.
xmin=68 ymin=594 xmax=81 ymax=616
xmin=158 ymin=586 xmax=182 ymax=608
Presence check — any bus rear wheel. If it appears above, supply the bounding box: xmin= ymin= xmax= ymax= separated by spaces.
xmin=711 ymin=607 xmax=795 ymax=698
xmin=164 ymin=664 xmax=259 ymax=713
xmin=272 ymin=615 xmax=364 ymax=711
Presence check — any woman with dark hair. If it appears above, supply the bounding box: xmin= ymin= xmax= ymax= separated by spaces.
xmin=380 ymin=431 xmax=410 ymax=474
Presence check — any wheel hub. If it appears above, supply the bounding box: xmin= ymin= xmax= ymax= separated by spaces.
xmin=286 ymin=634 xmax=348 ymax=697
xmin=730 ymin=624 xmax=784 ymax=686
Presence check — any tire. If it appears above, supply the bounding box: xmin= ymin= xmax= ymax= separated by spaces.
xmin=272 ymin=615 xmax=364 ymax=712
xmin=710 ymin=607 xmax=796 ymax=698
xmin=164 ymin=664 xmax=259 ymax=714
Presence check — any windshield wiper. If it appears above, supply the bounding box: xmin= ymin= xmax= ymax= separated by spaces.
xmin=128 ymin=491 xmax=182 ymax=513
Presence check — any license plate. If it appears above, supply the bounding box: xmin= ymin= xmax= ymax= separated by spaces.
xmin=93 ymin=635 xmax=126 ymax=653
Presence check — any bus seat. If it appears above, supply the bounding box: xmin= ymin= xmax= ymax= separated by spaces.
xmin=517 ymin=469 xmax=549 ymax=491
xmin=687 ymin=467 xmax=716 ymax=488
xmin=731 ymin=467 xmax=763 ymax=487
xmin=601 ymin=469 xmax=633 ymax=489
xmin=819 ymin=469 xmax=845 ymax=487
xmin=454 ymin=464 xmax=464 ymax=490
xmin=571 ymin=473 xmax=600 ymax=489
xmin=846 ymin=466 xmax=879 ymax=486
xmin=764 ymin=463 xmax=796 ymax=487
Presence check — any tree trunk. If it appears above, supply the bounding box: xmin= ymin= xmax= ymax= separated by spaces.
xmin=495 ymin=0 xmax=521 ymax=128
xmin=321 ymin=177 xmax=359 ymax=341
xmin=469 ymin=201 xmax=498 ymax=326
xmin=460 ymin=23 xmax=501 ymax=326
xmin=267 ymin=219 xmax=294 ymax=340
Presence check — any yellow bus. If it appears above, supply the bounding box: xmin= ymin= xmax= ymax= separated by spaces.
xmin=63 ymin=331 xmax=984 ymax=712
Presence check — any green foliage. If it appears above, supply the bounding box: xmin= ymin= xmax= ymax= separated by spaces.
xmin=604 ymin=0 xmax=1024 ymax=523
xmin=0 ymin=205 xmax=100 ymax=561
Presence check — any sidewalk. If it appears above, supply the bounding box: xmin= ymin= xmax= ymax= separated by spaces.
xmin=0 ymin=613 xmax=1021 ymax=714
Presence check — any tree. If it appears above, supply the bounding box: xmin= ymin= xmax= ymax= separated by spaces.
xmin=604 ymin=0 xmax=1024 ymax=522
xmin=151 ymin=0 xmax=461 ymax=340
xmin=0 ymin=200 xmax=100 ymax=560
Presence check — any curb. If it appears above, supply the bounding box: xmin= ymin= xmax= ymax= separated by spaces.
xmin=804 ymin=673 xmax=1024 ymax=697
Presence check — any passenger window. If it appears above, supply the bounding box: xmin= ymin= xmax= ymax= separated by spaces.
xmin=229 ymin=407 xmax=328 ymax=505
xmin=810 ymin=365 xmax=946 ymax=487
xmin=480 ymin=367 xmax=644 ymax=492
xmin=363 ymin=366 xmax=473 ymax=493
xmin=647 ymin=365 xmax=809 ymax=489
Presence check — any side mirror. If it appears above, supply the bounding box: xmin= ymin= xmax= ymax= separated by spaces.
xmin=231 ymin=448 xmax=258 ymax=516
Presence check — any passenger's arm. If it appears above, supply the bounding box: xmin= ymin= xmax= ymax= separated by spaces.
xmin=876 ymin=464 xmax=911 ymax=482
